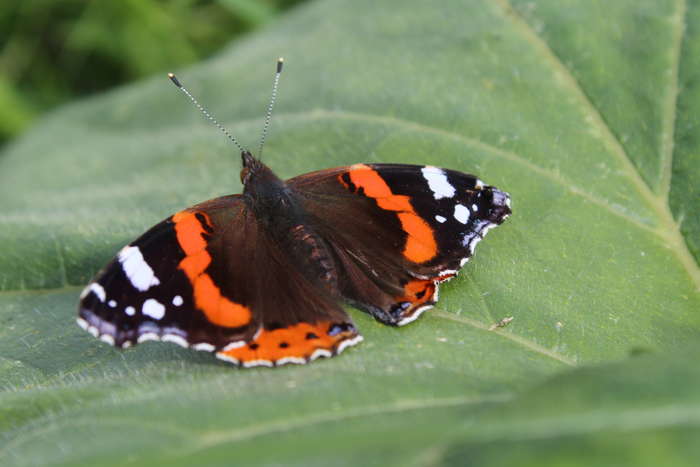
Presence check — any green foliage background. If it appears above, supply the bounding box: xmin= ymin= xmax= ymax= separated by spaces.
xmin=1 ymin=0 xmax=699 ymax=465
xmin=0 ymin=0 xmax=304 ymax=145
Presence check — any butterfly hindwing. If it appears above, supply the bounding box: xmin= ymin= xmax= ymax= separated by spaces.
xmin=288 ymin=163 xmax=511 ymax=326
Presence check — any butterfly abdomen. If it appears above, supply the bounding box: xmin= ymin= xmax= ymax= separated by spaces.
xmin=288 ymin=223 xmax=338 ymax=290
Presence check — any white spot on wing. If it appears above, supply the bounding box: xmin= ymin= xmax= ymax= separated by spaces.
xmin=421 ymin=166 xmax=456 ymax=199
xmin=439 ymin=269 xmax=457 ymax=277
xmin=468 ymin=236 xmax=482 ymax=254
xmin=162 ymin=334 xmax=188 ymax=348
xmin=222 ymin=341 xmax=246 ymax=351
xmin=481 ymin=223 xmax=496 ymax=237
xmin=309 ymin=349 xmax=332 ymax=361
xmin=337 ymin=335 xmax=364 ymax=354
xmin=108 ymin=300 xmax=117 ymax=308
xmin=142 ymin=299 xmax=165 ymax=320
xmin=243 ymin=359 xmax=274 ymax=368
xmin=397 ymin=305 xmax=433 ymax=326
xmin=76 ymin=317 xmax=89 ymax=330
xmin=193 ymin=343 xmax=215 ymax=352
xmin=86 ymin=283 xmax=106 ymax=302
xmin=172 ymin=295 xmax=183 ymax=306
xmin=276 ymin=356 xmax=307 ymax=366
xmin=216 ymin=353 xmax=240 ymax=365
xmin=453 ymin=204 xmax=470 ymax=224
xmin=100 ymin=334 xmax=115 ymax=346
xmin=118 ymin=246 xmax=160 ymax=292
xmin=435 ymin=215 xmax=447 ymax=223
xmin=125 ymin=306 xmax=136 ymax=316
xmin=137 ymin=332 xmax=159 ymax=343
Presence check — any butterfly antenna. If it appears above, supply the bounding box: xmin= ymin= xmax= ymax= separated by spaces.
xmin=258 ymin=57 xmax=284 ymax=158
xmin=168 ymin=72 xmax=246 ymax=154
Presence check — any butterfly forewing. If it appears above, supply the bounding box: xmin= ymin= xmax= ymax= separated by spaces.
xmin=78 ymin=194 xmax=361 ymax=366
xmin=288 ymin=163 xmax=511 ymax=326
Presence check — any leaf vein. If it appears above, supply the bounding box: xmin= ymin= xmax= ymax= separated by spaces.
xmin=432 ymin=310 xmax=576 ymax=366
xmin=493 ymin=0 xmax=700 ymax=288
xmin=493 ymin=0 xmax=658 ymax=203
xmin=659 ymin=0 xmax=686 ymax=201
xmin=189 ymin=394 xmax=511 ymax=452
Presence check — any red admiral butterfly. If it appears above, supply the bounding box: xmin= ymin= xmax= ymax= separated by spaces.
xmin=77 ymin=59 xmax=512 ymax=368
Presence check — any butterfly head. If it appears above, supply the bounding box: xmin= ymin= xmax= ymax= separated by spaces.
xmin=240 ymin=150 xmax=260 ymax=185
xmin=240 ymin=150 xmax=285 ymax=203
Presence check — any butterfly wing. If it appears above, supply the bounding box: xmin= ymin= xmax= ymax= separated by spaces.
xmin=78 ymin=195 xmax=360 ymax=367
xmin=287 ymin=163 xmax=511 ymax=326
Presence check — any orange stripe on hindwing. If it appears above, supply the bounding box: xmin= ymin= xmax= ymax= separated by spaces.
xmin=172 ymin=211 xmax=252 ymax=328
xmin=342 ymin=164 xmax=437 ymax=263
xmin=217 ymin=321 xmax=356 ymax=364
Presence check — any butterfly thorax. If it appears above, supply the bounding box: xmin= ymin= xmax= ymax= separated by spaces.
xmin=242 ymin=153 xmax=339 ymax=291
xmin=241 ymin=156 xmax=295 ymax=227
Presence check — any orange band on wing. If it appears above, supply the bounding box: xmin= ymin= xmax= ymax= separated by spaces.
xmin=344 ymin=164 xmax=437 ymax=263
xmin=217 ymin=321 xmax=355 ymax=364
xmin=397 ymin=279 xmax=436 ymax=307
xmin=172 ymin=211 xmax=251 ymax=328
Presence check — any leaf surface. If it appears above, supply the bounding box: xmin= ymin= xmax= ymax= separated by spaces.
xmin=1 ymin=0 xmax=698 ymax=465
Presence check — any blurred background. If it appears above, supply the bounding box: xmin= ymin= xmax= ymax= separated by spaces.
xmin=0 ymin=0 xmax=307 ymax=149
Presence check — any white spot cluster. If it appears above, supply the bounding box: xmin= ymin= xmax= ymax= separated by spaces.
xmin=118 ymin=246 xmax=160 ymax=292
xmin=421 ymin=166 xmax=456 ymax=200
xmin=77 ymin=310 xmax=223 ymax=356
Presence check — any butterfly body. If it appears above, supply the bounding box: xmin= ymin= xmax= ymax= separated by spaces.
xmin=78 ymin=151 xmax=511 ymax=368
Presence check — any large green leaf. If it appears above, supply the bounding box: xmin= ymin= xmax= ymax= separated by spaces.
xmin=440 ymin=344 xmax=700 ymax=467
xmin=1 ymin=0 xmax=698 ymax=465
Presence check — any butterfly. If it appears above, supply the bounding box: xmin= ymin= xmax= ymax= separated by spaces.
xmin=77 ymin=59 xmax=512 ymax=368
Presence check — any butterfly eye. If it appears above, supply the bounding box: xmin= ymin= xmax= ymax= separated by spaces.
xmin=240 ymin=167 xmax=250 ymax=184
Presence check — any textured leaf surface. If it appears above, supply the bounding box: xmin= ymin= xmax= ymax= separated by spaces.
xmin=1 ymin=0 xmax=698 ymax=465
